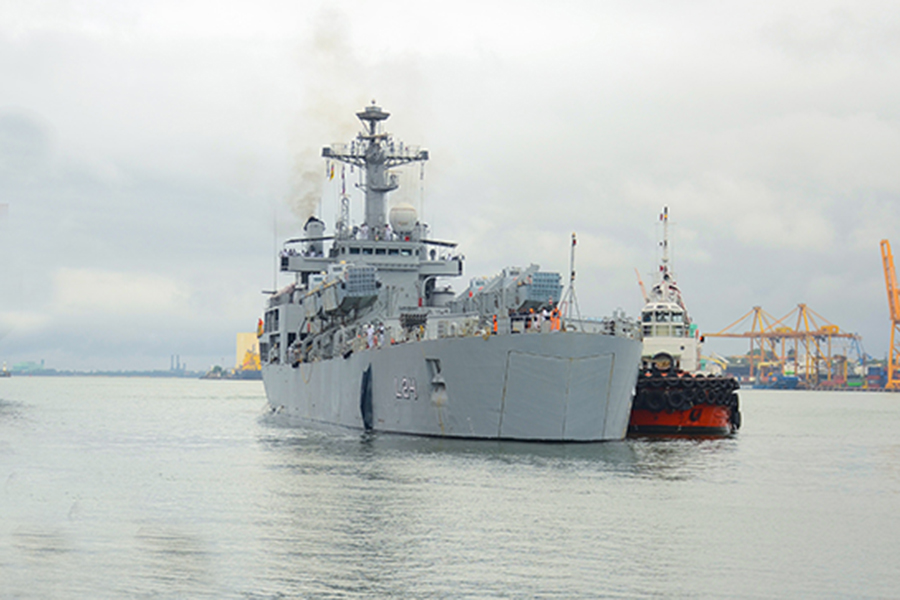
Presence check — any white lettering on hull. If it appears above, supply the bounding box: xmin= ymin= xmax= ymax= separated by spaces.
xmin=394 ymin=376 xmax=418 ymax=400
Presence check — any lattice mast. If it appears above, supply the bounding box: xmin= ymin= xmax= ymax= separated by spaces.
xmin=321 ymin=102 xmax=428 ymax=236
xmin=337 ymin=165 xmax=350 ymax=238
xmin=880 ymin=239 xmax=900 ymax=389
xmin=562 ymin=232 xmax=583 ymax=327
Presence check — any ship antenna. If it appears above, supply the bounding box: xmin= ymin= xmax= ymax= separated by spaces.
xmin=338 ymin=164 xmax=350 ymax=238
xmin=562 ymin=232 xmax=583 ymax=330
xmin=661 ymin=205 xmax=670 ymax=273
xmin=272 ymin=206 xmax=277 ymax=290
xmin=657 ymin=205 xmax=685 ymax=310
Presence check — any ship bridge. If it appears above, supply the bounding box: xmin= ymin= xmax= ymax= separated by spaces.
xmin=281 ymin=239 xmax=463 ymax=283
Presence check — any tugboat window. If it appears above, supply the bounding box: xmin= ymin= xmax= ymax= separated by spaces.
xmin=672 ymin=312 xmax=684 ymax=323
xmin=655 ymin=311 xmax=669 ymax=322
xmin=642 ymin=312 xmax=652 ymax=323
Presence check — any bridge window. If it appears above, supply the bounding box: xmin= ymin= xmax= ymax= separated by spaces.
xmin=375 ymin=248 xmax=386 ymax=255
xmin=671 ymin=311 xmax=684 ymax=323
xmin=349 ymin=247 xmax=360 ymax=255
xmin=642 ymin=312 xmax=652 ymax=323
xmin=362 ymin=248 xmax=373 ymax=255
xmin=655 ymin=311 xmax=669 ymax=322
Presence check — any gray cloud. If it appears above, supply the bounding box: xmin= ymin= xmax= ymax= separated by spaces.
xmin=0 ymin=0 xmax=898 ymax=369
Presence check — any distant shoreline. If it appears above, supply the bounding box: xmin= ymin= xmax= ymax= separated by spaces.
xmin=3 ymin=370 xmax=209 ymax=378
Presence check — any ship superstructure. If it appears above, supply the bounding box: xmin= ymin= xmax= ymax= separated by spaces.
xmin=260 ymin=104 xmax=642 ymax=441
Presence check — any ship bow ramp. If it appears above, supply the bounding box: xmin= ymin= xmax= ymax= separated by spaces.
xmin=500 ymin=351 xmax=615 ymax=439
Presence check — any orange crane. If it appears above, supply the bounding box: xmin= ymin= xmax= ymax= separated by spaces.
xmin=634 ymin=268 xmax=649 ymax=304
xmin=879 ymin=240 xmax=900 ymax=389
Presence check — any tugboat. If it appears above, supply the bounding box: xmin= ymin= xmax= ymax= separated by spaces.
xmin=628 ymin=207 xmax=740 ymax=436
xmin=259 ymin=103 xmax=643 ymax=441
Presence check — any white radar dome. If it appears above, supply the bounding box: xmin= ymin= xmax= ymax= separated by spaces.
xmin=389 ymin=203 xmax=417 ymax=233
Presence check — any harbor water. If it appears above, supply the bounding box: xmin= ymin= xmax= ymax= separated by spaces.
xmin=1 ymin=377 xmax=898 ymax=598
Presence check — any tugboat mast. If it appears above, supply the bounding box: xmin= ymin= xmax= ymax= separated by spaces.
xmin=660 ymin=205 xmax=670 ymax=274
xmin=651 ymin=205 xmax=687 ymax=315
xmin=321 ymin=101 xmax=429 ymax=237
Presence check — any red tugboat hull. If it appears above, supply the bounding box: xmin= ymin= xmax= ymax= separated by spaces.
xmin=627 ymin=356 xmax=741 ymax=438
xmin=628 ymin=405 xmax=734 ymax=436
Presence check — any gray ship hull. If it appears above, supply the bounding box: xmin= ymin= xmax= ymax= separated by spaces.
xmin=263 ymin=332 xmax=641 ymax=441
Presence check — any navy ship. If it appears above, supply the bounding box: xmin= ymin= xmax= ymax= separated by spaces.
xmin=260 ymin=103 xmax=642 ymax=440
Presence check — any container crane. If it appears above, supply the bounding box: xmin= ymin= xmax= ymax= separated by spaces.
xmin=704 ymin=304 xmax=860 ymax=387
xmin=879 ymin=239 xmax=900 ymax=389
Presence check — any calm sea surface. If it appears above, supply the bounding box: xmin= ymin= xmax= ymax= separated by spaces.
xmin=1 ymin=377 xmax=898 ymax=599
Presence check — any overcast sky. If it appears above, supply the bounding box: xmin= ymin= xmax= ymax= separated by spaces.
xmin=1 ymin=0 xmax=899 ymax=370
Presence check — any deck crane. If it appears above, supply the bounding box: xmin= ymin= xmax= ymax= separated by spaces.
xmin=880 ymin=239 xmax=900 ymax=389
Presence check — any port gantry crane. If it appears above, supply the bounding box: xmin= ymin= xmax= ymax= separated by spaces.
xmin=879 ymin=239 xmax=900 ymax=390
xmin=704 ymin=304 xmax=861 ymax=387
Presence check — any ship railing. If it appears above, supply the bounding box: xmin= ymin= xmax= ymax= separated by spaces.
xmin=508 ymin=312 xmax=561 ymax=334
